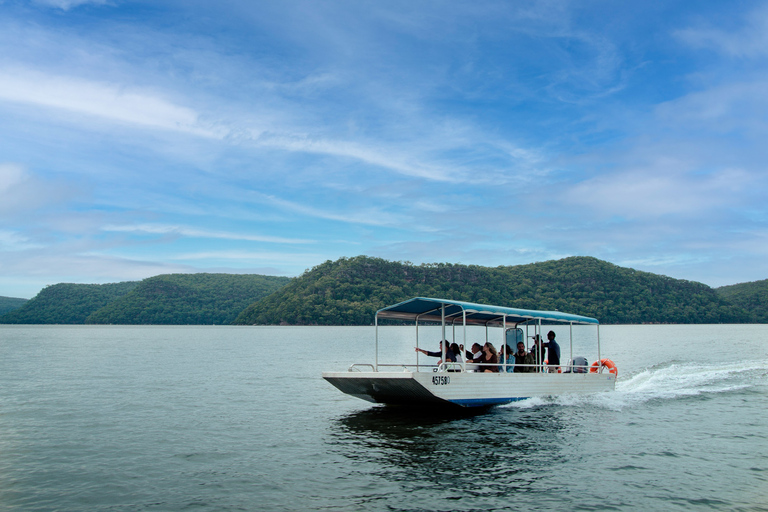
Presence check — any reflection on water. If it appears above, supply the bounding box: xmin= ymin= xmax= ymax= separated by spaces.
xmin=329 ymin=404 xmax=569 ymax=501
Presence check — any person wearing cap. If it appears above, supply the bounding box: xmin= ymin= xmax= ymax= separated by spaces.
xmin=530 ymin=334 xmax=544 ymax=372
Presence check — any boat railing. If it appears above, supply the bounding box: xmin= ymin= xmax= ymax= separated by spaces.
xmin=348 ymin=363 xmax=376 ymax=372
xmin=430 ymin=362 xmax=598 ymax=373
xmin=352 ymin=362 xmax=599 ymax=373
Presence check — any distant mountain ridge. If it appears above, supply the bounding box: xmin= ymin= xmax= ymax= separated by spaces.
xmin=0 ymin=282 xmax=139 ymax=324
xmin=234 ymin=256 xmax=755 ymax=325
xmin=0 ymin=274 xmax=289 ymax=325
xmin=715 ymin=278 xmax=768 ymax=323
xmin=1 ymin=257 xmax=765 ymax=325
xmin=0 ymin=296 xmax=28 ymax=316
xmin=86 ymin=273 xmax=291 ymax=325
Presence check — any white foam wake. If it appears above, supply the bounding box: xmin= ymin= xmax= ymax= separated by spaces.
xmin=505 ymin=359 xmax=768 ymax=411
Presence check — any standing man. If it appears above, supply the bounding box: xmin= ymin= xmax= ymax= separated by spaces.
xmin=544 ymin=330 xmax=561 ymax=372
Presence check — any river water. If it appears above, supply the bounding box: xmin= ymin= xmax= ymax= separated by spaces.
xmin=0 ymin=324 xmax=766 ymax=511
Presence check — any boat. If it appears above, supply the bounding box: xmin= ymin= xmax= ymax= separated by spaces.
xmin=322 ymin=297 xmax=617 ymax=408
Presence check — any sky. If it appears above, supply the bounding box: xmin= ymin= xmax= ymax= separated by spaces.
xmin=1 ymin=0 xmax=768 ymax=299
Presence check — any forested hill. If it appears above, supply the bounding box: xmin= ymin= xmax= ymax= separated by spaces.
xmin=716 ymin=279 xmax=768 ymax=323
xmin=0 ymin=274 xmax=290 ymax=325
xmin=2 ymin=257 xmax=762 ymax=325
xmin=0 ymin=296 xmax=29 ymax=316
xmin=0 ymin=282 xmax=139 ymax=324
xmin=234 ymin=256 xmax=752 ymax=325
xmin=86 ymin=273 xmax=290 ymax=325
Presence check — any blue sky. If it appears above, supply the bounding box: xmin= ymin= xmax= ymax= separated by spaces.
xmin=1 ymin=0 xmax=768 ymax=298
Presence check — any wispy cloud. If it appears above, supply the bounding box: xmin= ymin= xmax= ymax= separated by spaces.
xmin=253 ymin=133 xmax=456 ymax=182
xmin=655 ymin=80 xmax=768 ymax=134
xmin=0 ymin=67 xmax=223 ymax=137
xmin=0 ymin=163 xmax=24 ymax=194
xmin=562 ymin=165 xmax=750 ymax=220
xmin=256 ymin=193 xmax=409 ymax=227
xmin=32 ymin=0 xmax=111 ymax=10
xmin=1 ymin=1 xmax=767 ymax=298
xmin=676 ymin=5 xmax=768 ymax=58
xmin=0 ymin=229 xmax=42 ymax=251
xmin=170 ymin=250 xmax=322 ymax=263
xmin=0 ymin=162 xmax=75 ymax=216
xmin=101 ymin=224 xmax=314 ymax=244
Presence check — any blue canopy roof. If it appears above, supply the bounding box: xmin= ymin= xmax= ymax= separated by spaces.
xmin=376 ymin=297 xmax=599 ymax=326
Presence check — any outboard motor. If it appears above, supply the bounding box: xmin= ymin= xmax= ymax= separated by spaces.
xmin=566 ymin=356 xmax=589 ymax=373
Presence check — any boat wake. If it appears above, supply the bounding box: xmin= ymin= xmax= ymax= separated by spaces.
xmin=504 ymin=359 xmax=768 ymax=411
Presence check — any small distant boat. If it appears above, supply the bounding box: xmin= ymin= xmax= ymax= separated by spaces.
xmin=323 ymin=297 xmax=617 ymax=408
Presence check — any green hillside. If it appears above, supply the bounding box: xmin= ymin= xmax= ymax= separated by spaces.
xmin=234 ymin=256 xmax=751 ymax=325
xmin=716 ymin=279 xmax=768 ymax=323
xmin=85 ymin=273 xmax=291 ymax=325
xmin=0 ymin=296 xmax=28 ymax=316
xmin=0 ymin=282 xmax=139 ymax=324
xmin=2 ymin=258 xmax=760 ymax=326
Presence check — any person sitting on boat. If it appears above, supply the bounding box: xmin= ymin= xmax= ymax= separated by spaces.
xmin=479 ymin=342 xmax=500 ymax=372
xmin=501 ymin=344 xmax=515 ymax=372
xmin=450 ymin=342 xmax=464 ymax=363
xmin=415 ymin=340 xmax=456 ymax=365
xmin=530 ymin=335 xmax=544 ymax=372
xmin=543 ymin=330 xmax=561 ymax=372
xmin=513 ymin=341 xmax=535 ymax=373
xmin=465 ymin=343 xmax=482 ymax=362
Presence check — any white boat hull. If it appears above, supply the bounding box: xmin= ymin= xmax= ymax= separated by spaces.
xmin=322 ymin=370 xmax=616 ymax=407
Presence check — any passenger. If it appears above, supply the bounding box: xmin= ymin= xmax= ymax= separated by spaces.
xmin=543 ymin=330 xmax=561 ymax=372
xmin=501 ymin=344 xmax=515 ymax=372
xmin=513 ymin=341 xmax=535 ymax=373
xmin=450 ymin=343 xmax=464 ymax=363
xmin=415 ymin=340 xmax=456 ymax=365
xmin=465 ymin=343 xmax=482 ymax=362
xmin=530 ymin=335 xmax=544 ymax=372
xmin=479 ymin=342 xmax=500 ymax=372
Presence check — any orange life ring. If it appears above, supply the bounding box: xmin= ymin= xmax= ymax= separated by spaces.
xmin=589 ymin=358 xmax=618 ymax=376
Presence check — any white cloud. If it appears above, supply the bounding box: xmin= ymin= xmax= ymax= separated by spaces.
xmin=0 ymin=67 xmax=224 ymax=137
xmin=253 ymin=132 xmax=456 ymax=182
xmin=562 ymin=165 xmax=750 ymax=220
xmin=0 ymin=229 xmax=42 ymax=251
xmin=170 ymin=250 xmax=322 ymax=263
xmin=0 ymin=163 xmax=25 ymax=194
xmin=676 ymin=6 xmax=768 ymax=58
xmin=32 ymin=0 xmax=111 ymax=11
xmin=101 ymin=224 xmax=314 ymax=244
xmin=653 ymin=80 xmax=768 ymax=137
xmin=0 ymin=162 xmax=74 ymax=215
xmin=257 ymin=193 xmax=408 ymax=227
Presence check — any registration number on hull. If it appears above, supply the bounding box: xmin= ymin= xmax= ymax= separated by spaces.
xmin=432 ymin=376 xmax=450 ymax=385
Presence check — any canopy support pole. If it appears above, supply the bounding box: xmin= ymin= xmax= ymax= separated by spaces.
xmin=441 ymin=304 xmax=446 ymax=365
xmin=375 ymin=313 xmax=379 ymax=372
xmin=597 ymin=324 xmax=602 ymax=373
xmin=502 ymin=314 xmax=507 ymax=373
xmin=463 ymin=309 xmax=467 ymax=371
xmin=415 ymin=314 xmax=421 ymax=371
xmin=538 ymin=318 xmax=542 ymax=372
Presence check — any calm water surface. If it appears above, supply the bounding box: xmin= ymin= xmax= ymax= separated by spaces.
xmin=0 ymin=324 xmax=767 ymax=511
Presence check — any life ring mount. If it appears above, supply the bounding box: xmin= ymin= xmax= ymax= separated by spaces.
xmin=589 ymin=358 xmax=617 ymax=377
